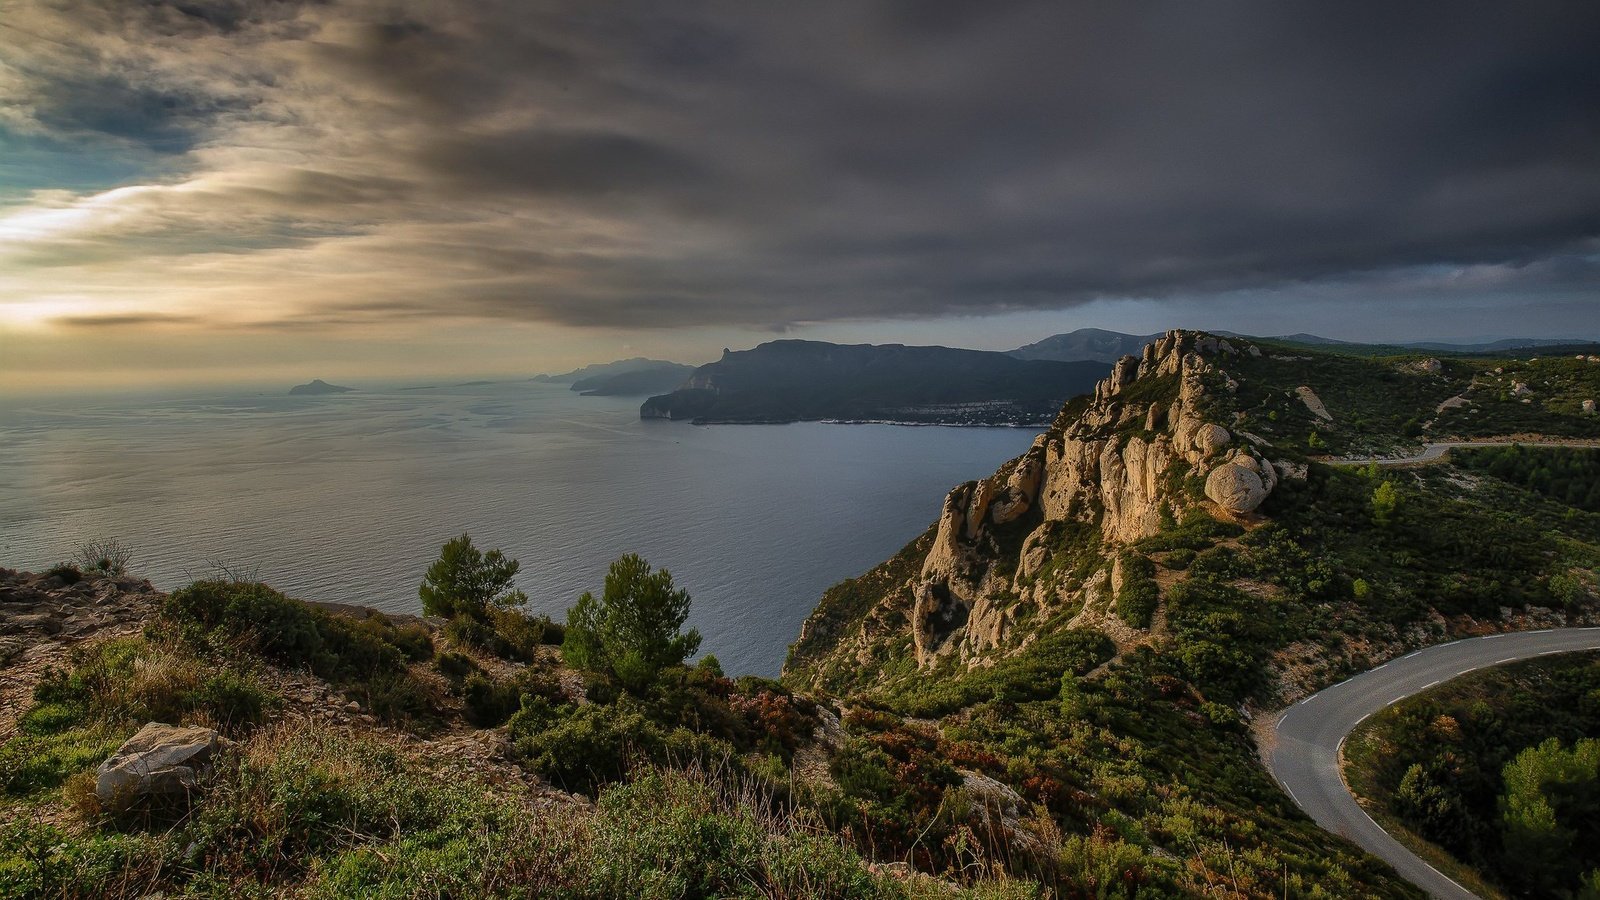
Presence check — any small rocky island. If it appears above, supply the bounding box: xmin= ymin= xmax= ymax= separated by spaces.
xmin=288 ymin=379 xmax=354 ymax=396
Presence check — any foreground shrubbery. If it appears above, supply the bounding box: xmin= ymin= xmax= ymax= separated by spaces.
xmin=163 ymin=579 xmax=440 ymax=727
xmin=0 ymin=723 xmax=1032 ymax=899
xmin=0 ymin=635 xmax=275 ymax=802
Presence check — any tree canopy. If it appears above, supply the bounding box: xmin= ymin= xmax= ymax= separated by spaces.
xmin=562 ymin=554 xmax=701 ymax=693
xmin=418 ymin=534 xmax=526 ymax=619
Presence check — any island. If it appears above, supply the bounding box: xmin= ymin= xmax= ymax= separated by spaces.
xmin=288 ymin=379 xmax=354 ymax=395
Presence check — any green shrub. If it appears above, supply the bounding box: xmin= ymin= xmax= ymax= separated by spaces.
xmin=434 ymin=650 xmax=482 ymax=685
xmin=563 ymin=554 xmax=702 ymax=694
xmin=193 ymin=671 xmax=273 ymax=729
xmin=880 ymin=628 xmax=1115 ymax=717
xmin=418 ymin=533 xmax=527 ymax=619
xmin=511 ymin=701 xmax=731 ymax=795
xmin=0 ymin=724 xmax=129 ymax=798
xmin=444 ymin=613 xmax=494 ymax=651
xmin=163 ymin=580 xmax=438 ymax=728
xmin=45 ymin=563 xmax=82 ymax=584
xmin=461 ymin=673 xmax=523 ymax=727
xmin=356 ymin=671 xmax=438 ymax=726
xmin=0 ymin=821 xmax=162 ymax=899
xmin=1114 ymin=554 xmax=1160 ymax=629
xmin=1162 ymin=548 xmax=1196 ymax=570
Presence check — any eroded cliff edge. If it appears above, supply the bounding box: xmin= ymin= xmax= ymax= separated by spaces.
xmin=784 ymin=330 xmax=1296 ymax=690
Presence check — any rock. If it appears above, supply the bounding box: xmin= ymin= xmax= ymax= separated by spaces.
xmin=1205 ymin=461 xmax=1270 ymax=514
xmin=344 ymin=700 xmax=361 ymax=713
xmin=1246 ymin=344 xmax=1261 ymax=358
xmin=96 ymin=723 xmax=223 ymax=804
xmin=1512 ymin=382 xmax=1533 ymax=396
xmin=1416 ymin=358 xmax=1443 ymax=374
xmin=1144 ymin=403 xmax=1163 ymax=432
xmin=1295 ymin=386 xmax=1334 ymax=422
xmin=1194 ymin=423 xmax=1231 ymax=455
xmin=1583 ymin=399 xmax=1596 ymax=414
xmin=959 ymin=770 xmax=1041 ymax=854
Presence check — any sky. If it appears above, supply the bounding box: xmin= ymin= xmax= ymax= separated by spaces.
xmin=1 ymin=1 xmax=1597 ymax=391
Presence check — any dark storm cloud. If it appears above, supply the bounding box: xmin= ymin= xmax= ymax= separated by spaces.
xmin=3 ymin=0 xmax=1598 ymax=331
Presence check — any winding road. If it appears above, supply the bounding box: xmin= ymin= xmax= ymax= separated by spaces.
xmin=1324 ymin=439 xmax=1600 ymax=467
xmin=1264 ymin=628 xmax=1600 ymax=899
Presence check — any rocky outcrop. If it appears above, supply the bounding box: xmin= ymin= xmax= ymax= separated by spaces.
xmin=1296 ymin=386 xmax=1333 ymax=423
xmin=906 ymin=330 xmax=1282 ymax=666
xmin=1204 ymin=450 xmax=1277 ymax=514
xmin=1 ymin=569 xmax=160 ymax=738
xmin=96 ymin=723 xmax=224 ymax=804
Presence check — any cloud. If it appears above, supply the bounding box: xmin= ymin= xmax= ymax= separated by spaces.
xmin=0 ymin=0 xmax=1597 ymax=335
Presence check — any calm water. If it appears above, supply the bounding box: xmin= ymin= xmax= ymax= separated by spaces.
xmin=0 ymin=381 xmax=1035 ymax=675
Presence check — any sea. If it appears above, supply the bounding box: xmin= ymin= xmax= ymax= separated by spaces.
xmin=0 ymin=380 xmax=1037 ymax=676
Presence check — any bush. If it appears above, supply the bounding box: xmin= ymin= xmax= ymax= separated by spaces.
xmin=435 ymin=650 xmax=482 ymax=685
xmin=1162 ymin=548 xmax=1196 ymax=570
xmin=1114 ymin=554 xmax=1160 ymax=629
xmin=882 ymin=628 xmax=1116 ymax=717
xmin=563 ymin=554 xmax=702 ymax=694
xmin=461 ymin=673 xmax=523 ymax=727
xmin=163 ymin=580 xmax=438 ymax=728
xmin=486 ymin=607 xmax=549 ymax=662
xmin=444 ymin=613 xmax=495 ymax=651
xmin=46 ymin=563 xmax=82 ymax=584
xmin=75 ymin=538 xmax=133 ymax=577
xmin=511 ymin=700 xmax=731 ymax=795
xmin=418 ymin=533 xmax=527 ymax=620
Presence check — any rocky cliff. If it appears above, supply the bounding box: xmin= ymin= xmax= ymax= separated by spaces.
xmin=787 ymin=330 xmax=1292 ymax=686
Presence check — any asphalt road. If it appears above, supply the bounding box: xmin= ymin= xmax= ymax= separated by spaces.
xmin=1264 ymin=628 xmax=1600 ymax=899
xmin=1325 ymin=440 xmax=1600 ymax=467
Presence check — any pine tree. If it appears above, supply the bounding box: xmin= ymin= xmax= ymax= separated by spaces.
xmin=418 ymin=533 xmax=526 ymax=619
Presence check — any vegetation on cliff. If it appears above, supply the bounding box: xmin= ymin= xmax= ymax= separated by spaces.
xmin=784 ymin=331 xmax=1599 ymax=897
xmin=1343 ymin=653 xmax=1600 ymax=898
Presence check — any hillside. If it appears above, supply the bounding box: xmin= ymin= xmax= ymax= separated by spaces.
xmin=569 ymin=362 xmax=695 ymax=396
xmin=5 ymin=330 xmax=1599 ymax=898
xmin=640 ymin=340 xmax=1109 ymax=425
xmin=534 ymin=357 xmax=690 ymax=386
xmin=1008 ymin=328 xmax=1162 ymax=364
xmin=784 ymin=330 xmax=1600 ymax=895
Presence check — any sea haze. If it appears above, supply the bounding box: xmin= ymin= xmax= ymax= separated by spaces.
xmin=0 ymin=381 xmax=1036 ymax=675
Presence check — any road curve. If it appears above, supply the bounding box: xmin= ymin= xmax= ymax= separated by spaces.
xmin=1264 ymin=628 xmax=1600 ymax=899
xmin=1325 ymin=440 xmax=1600 ymax=467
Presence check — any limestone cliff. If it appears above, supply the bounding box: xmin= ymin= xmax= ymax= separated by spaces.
xmin=787 ymin=330 xmax=1289 ymax=688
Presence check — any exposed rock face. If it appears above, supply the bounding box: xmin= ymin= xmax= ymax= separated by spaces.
xmin=960 ymin=769 xmax=1042 ymax=855
xmin=1296 ymin=386 xmax=1333 ymax=422
xmin=1205 ymin=452 xmax=1274 ymax=514
xmin=1416 ymin=358 xmax=1443 ymax=374
xmin=1584 ymin=399 xmax=1596 ymax=414
xmin=904 ymin=330 xmax=1280 ymax=666
xmin=96 ymin=723 xmax=224 ymax=803
xmin=1 ymin=569 xmax=160 ymax=738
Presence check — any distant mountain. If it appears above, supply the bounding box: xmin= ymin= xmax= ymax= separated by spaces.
xmin=1404 ymin=337 xmax=1580 ymax=353
xmin=533 ymin=358 xmax=686 ymax=385
xmin=1008 ymin=328 xmax=1162 ymax=363
xmin=640 ymin=340 xmax=1109 ymax=425
xmin=1218 ymin=331 xmax=1585 ymax=354
xmin=570 ymin=362 xmax=695 ymax=396
xmin=288 ymin=379 xmax=354 ymax=395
